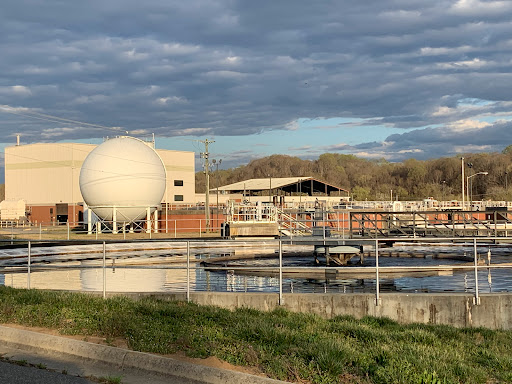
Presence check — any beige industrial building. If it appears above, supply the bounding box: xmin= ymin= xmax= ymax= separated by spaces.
xmin=4 ymin=141 xmax=195 ymax=224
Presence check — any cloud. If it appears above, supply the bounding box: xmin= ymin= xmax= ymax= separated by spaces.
xmin=0 ymin=0 xmax=512 ymax=166
xmin=289 ymin=145 xmax=312 ymax=151
xmin=450 ymin=0 xmax=512 ymax=16
xmin=445 ymin=119 xmax=491 ymax=132
xmin=322 ymin=143 xmax=355 ymax=151
xmin=437 ymin=58 xmax=489 ymax=70
xmin=40 ymin=126 xmax=83 ymax=139
xmin=338 ymin=120 xmax=512 ymax=161
xmin=154 ymin=96 xmax=188 ymax=105
xmin=0 ymin=86 xmax=32 ymax=96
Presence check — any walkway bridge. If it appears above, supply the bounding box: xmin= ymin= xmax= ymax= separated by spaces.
xmin=346 ymin=209 xmax=512 ymax=239
xmin=226 ymin=203 xmax=512 ymax=240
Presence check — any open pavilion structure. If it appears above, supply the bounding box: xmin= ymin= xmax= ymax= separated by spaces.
xmin=214 ymin=177 xmax=349 ymax=200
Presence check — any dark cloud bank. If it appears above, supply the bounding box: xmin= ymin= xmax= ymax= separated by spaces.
xmin=1 ymin=0 xmax=512 ymax=163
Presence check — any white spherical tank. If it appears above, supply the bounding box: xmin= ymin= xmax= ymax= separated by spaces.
xmin=79 ymin=137 xmax=166 ymax=222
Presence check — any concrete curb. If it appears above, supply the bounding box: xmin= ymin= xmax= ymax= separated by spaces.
xmin=0 ymin=325 xmax=287 ymax=384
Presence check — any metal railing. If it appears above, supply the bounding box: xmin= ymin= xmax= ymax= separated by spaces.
xmin=0 ymin=218 xmax=227 ymax=241
xmin=0 ymin=237 xmax=510 ymax=307
xmin=227 ymin=205 xmax=277 ymax=223
xmin=3 ymin=209 xmax=512 ymax=242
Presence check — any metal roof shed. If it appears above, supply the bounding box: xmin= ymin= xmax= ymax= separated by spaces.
xmin=215 ymin=177 xmax=349 ymax=196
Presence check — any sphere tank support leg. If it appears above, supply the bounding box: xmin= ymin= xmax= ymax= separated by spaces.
xmin=146 ymin=207 xmax=151 ymax=233
xmin=153 ymin=209 xmax=158 ymax=233
xmin=112 ymin=206 xmax=118 ymax=234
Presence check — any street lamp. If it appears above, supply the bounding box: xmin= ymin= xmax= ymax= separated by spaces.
xmin=461 ymin=157 xmax=465 ymax=210
xmin=466 ymin=162 xmax=473 ymax=210
xmin=467 ymin=172 xmax=488 ymax=210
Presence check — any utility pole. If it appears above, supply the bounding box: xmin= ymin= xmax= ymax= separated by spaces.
xmin=461 ymin=157 xmax=465 ymax=210
xmin=200 ymin=139 xmax=215 ymax=231
xmin=212 ymin=159 xmax=222 ymax=231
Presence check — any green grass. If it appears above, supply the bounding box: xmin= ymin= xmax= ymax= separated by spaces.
xmin=98 ymin=375 xmax=123 ymax=384
xmin=0 ymin=286 xmax=511 ymax=384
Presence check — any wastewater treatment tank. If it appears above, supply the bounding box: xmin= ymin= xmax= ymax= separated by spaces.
xmin=79 ymin=136 xmax=166 ymax=222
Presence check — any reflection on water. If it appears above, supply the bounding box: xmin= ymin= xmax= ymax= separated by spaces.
xmin=80 ymin=267 xmax=168 ymax=292
xmin=1 ymin=246 xmax=512 ymax=294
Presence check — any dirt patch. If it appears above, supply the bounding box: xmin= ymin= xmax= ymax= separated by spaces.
xmin=166 ymin=350 xmax=267 ymax=377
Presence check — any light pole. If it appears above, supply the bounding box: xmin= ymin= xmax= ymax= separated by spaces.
xmin=467 ymin=172 xmax=488 ymax=210
xmin=71 ymin=144 xmax=75 ymax=229
xmin=461 ymin=157 xmax=465 ymax=210
xmin=466 ymin=162 xmax=473 ymax=210
xmin=442 ymin=180 xmax=446 ymax=202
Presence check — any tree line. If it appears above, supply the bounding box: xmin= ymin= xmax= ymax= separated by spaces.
xmin=196 ymin=146 xmax=512 ymax=201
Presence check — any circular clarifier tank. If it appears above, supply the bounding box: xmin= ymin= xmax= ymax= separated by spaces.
xmin=79 ymin=136 xmax=166 ymax=222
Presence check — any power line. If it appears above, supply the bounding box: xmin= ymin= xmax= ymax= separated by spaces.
xmin=0 ymin=105 xmax=128 ymax=134
xmin=0 ymin=106 xmax=220 ymax=153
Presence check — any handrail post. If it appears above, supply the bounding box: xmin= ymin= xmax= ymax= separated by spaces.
xmin=494 ymin=211 xmax=498 ymax=239
xmin=27 ymin=241 xmax=31 ymax=289
xmin=375 ymin=239 xmax=381 ymax=306
xmin=474 ymin=238 xmax=480 ymax=305
xmin=279 ymin=239 xmax=283 ymax=305
xmin=413 ymin=213 xmax=416 ymax=238
xmin=323 ymin=207 xmax=326 ymax=240
xmin=102 ymin=241 xmax=106 ymax=299
xmin=186 ymin=241 xmax=190 ymax=302
xmin=349 ymin=212 xmax=353 ymax=239
xmin=342 ymin=212 xmax=345 ymax=239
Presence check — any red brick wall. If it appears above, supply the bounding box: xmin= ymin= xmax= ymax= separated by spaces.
xmin=28 ymin=205 xmax=83 ymax=225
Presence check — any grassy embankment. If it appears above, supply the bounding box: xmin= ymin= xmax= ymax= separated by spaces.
xmin=0 ymin=286 xmax=511 ymax=384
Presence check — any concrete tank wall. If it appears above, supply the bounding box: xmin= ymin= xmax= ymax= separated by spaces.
xmin=103 ymin=292 xmax=512 ymax=330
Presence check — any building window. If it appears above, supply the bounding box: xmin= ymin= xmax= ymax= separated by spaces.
xmin=174 ymin=195 xmax=184 ymax=202
xmin=174 ymin=180 xmax=184 ymax=186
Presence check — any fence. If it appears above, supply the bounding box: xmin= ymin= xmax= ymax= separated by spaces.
xmin=4 ymin=209 xmax=512 ymax=241
xmin=1 ymin=237 xmax=511 ymax=308
xmin=0 ymin=218 xmax=226 ymax=241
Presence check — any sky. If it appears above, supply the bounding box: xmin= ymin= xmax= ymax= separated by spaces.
xmin=2 ymin=0 xmax=512 ymax=178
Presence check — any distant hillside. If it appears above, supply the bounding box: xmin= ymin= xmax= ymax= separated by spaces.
xmin=196 ymin=151 xmax=512 ymax=201
xmin=0 ymin=184 xmax=4 ymax=201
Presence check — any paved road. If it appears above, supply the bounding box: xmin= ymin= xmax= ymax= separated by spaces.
xmin=0 ymin=344 xmax=206 ymax=384
xmin=0 ymin=360 xmax=94 ymax=384
xmin=0 ymin=325 xmax=276 ymax=384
